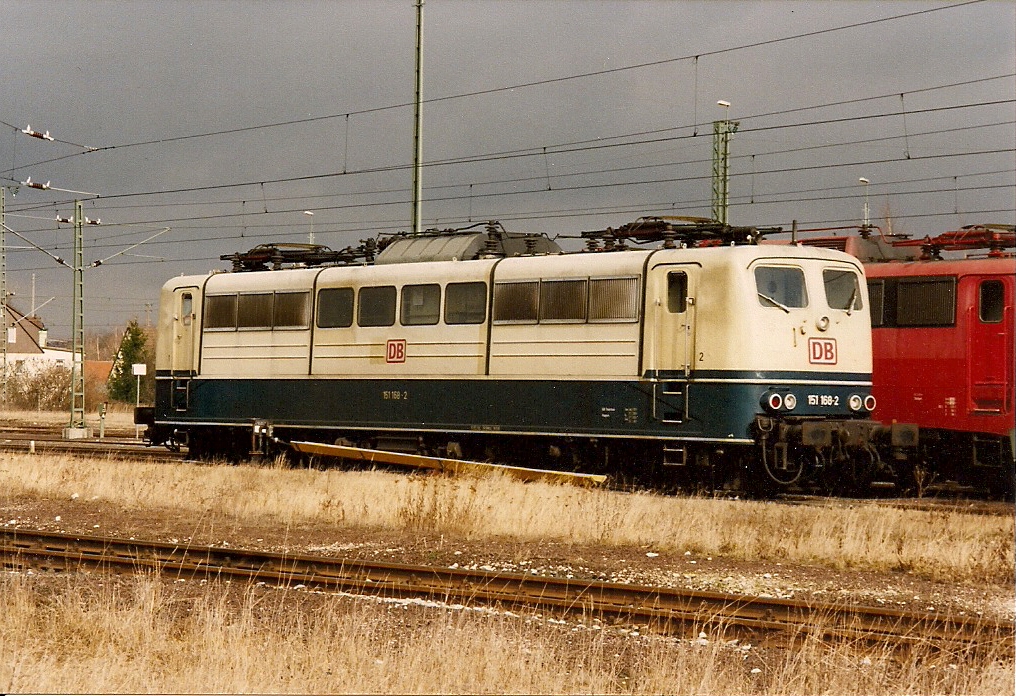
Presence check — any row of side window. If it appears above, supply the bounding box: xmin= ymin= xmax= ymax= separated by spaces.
xmin=317 ymin=282 xmax=487 ymax=328
xmin=868 ymin=277 xmax=1006 ymax=328
xmin=202 ymin=276 xmax=644 ymax=331
xmin=492 ymin=276 xmax=640 ymax=324
xmin=205 ymin=291 xmax=311 ymax=331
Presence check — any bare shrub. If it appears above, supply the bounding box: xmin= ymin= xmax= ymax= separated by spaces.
xmin=2 ymin=362 xmax=109 ymax=413
xmin=3 ymin=363 xmax=71 ymax=410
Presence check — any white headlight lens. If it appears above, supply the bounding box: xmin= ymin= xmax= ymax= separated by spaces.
xmin=864 ymin=395 xmax=877 ymax=412
xmin=848 ymin=394 xmax=864 ymax=411
xmin=783 ymin=393 xmax=797 ymax=410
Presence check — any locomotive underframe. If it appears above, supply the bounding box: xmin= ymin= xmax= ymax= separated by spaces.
xmin=141 ymin=372 xmax=897 ymax=495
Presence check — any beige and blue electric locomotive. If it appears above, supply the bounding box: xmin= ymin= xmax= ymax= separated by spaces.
xmin=139 ymin=218 xmax=910 ymax=494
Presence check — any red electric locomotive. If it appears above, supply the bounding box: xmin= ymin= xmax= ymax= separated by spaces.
xmin=798 ymin=224 xmax=1015 ymax=495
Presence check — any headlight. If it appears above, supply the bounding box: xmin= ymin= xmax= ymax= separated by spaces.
xmin=783 ymin=393 xmax=797 ymax=410
xmin=864 ymin=395 xmax=877 ymax=412
xmin=765 ymin=393 xmax=783 ymax=411
xmin=848 ymin=394 xmax=864 ymax=412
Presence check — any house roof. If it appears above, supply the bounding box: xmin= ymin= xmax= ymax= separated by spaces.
xmin=3 ymin=302 xmax=47 ymax=355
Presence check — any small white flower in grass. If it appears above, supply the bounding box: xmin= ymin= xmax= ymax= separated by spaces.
xmin=684 ymin=551 xmax=691 ymax=556
xmin=860 ymin=657 xmax=872 ymax=666
xmin=751 ymin=668 xmax=762 ymax=674
xmin=54 ymin=516 xmax=60 ymax=522
xmin=71 ymin=493 xmax=79 ymax=500
xmin=646 ymin=552 xmax=659 ymax=558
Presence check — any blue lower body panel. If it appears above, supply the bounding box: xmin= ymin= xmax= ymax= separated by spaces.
xmin=155 ymin=373 xmax=872 ymax=444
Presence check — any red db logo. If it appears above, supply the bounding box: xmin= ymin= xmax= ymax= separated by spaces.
xmin=386 ymin=339 xmax=406 ymax=363
xmin=808 ymin=337 xmax=837 ymax=365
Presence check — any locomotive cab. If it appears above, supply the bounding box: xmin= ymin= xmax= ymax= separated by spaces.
xmin=640 ymin=245 xmax=892 ymax=492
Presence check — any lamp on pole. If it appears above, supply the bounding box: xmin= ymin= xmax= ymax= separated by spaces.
xmin=858 ymin=177 xmax=870 ymax=228
xmin=303 ymin=210 xmax=315 ymax=245
xmin=711 ymin=100 xmax=738 ymax=225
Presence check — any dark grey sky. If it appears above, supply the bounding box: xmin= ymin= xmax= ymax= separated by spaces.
xmin=1 ymin=0 xmax=1013 ymax=337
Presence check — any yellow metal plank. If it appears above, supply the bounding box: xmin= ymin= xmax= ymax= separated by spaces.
xmin=289 ymin=441 xmax=606 ymax=487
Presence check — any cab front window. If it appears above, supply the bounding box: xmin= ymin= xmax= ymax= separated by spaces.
xmin=755 ymin=266 xmax=808 ymax=310
xmin=823 ymin=269 xmax=862 ymax=311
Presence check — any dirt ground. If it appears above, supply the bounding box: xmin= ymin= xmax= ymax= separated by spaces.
xmin=3 ymin=492 xmax=1012 ymax=624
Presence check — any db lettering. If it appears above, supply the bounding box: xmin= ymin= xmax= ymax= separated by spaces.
xmin=808 ymin=337 xmax=837 ymax=365
xmin=386 ymin=339 xmax=406 ymax=363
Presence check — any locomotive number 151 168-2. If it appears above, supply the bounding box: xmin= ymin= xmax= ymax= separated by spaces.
xmin=807 ymin=394 xmax=840 ymax=406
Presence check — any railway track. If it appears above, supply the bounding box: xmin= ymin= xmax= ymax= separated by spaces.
xmin=0 ymin=434 xmax=184 ymax=464
xmin=1 ymin=529 xmax=1009 ymax=651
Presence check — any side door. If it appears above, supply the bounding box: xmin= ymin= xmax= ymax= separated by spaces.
xmin=645 ymin=264 xmax=699 ymax=422
xmin=968 ymin=276 xmax=1013 ymax=415
xmin=171 ymin=287 xmax=200 ymax=410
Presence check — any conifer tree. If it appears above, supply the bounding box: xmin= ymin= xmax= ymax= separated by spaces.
xmin=107 ymin=320 xmax=149 ymax=402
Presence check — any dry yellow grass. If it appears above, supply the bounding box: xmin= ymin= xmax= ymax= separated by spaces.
xmin=0 ymin=572 xmax=1010 ymax=694
xmin=0 ymin=453 xmax=1011 ymax=585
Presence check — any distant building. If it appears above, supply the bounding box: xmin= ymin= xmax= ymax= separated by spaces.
xmin=2 ymin=301 xmax=72 ymax=370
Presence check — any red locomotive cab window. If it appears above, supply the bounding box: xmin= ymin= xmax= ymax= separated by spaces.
xmin=979 ymin=280 xmax=1004 ymax=323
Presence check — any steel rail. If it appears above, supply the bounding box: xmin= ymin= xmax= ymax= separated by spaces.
xmin=1 ymin=529 xmax=1009 ymax=650
xmin=0 ymin=438 xmax=183 ymax=463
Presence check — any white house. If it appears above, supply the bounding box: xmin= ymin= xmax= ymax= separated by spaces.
xmin=2 ymin=301 xmax=72 ymax=371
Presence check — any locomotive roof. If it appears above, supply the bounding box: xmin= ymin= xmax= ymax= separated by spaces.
xmin=216 ymin=217 xmax=797 ymax=272
xmin=863 ymin=255 xmax=1016 ymax=279
xmin=375 ymin=228 xmax=561 ymax=264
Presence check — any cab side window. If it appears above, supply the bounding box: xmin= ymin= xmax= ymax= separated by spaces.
xmin=667 ymin=272 xmax=687 ymax=313
xmin=979 ymin=280 xmax=1004 ymax=323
